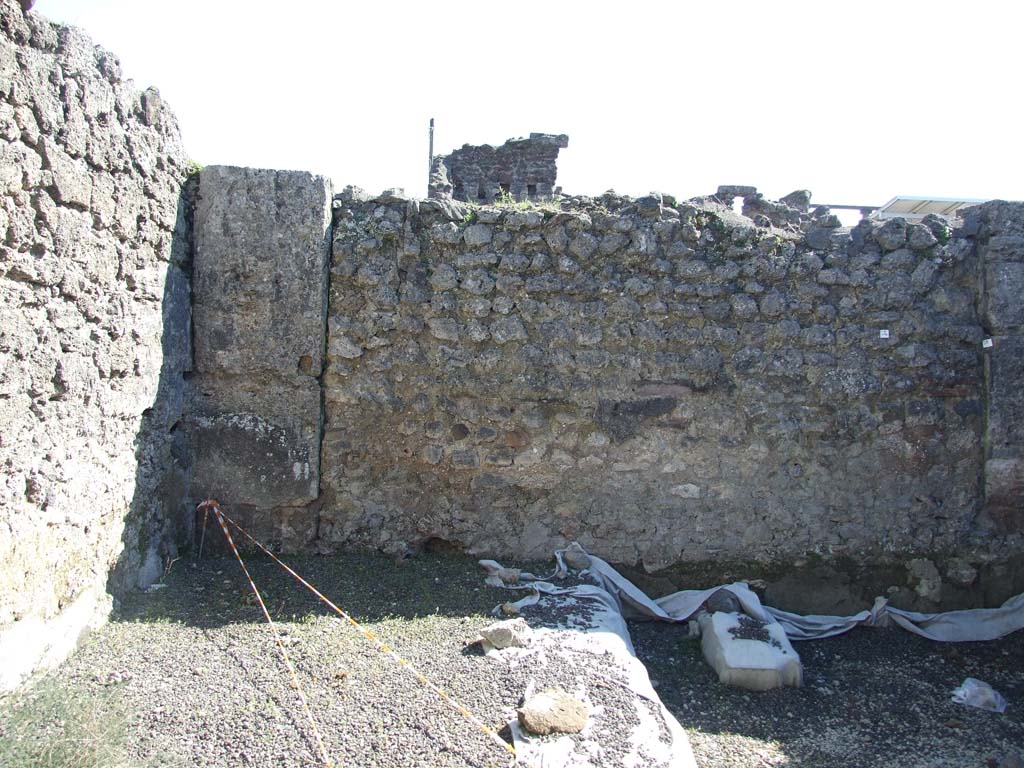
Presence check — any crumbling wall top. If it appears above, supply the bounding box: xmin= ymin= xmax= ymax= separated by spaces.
xmin=430 ymin=133 xmax=569 ymax=205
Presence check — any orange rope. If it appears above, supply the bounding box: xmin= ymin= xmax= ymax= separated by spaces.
xmin=198 ymin=501 xmax=333 ymax=768
xmin=196 ymin=499 xmax=518 ymax=765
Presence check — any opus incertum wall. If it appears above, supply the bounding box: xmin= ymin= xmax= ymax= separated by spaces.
xmin=189 ymin=169 xmax=1024 ymax=597
xmin=1 ymin=0 xmax=191 ymax=690
xmin=320 ymin=193 xmax=1019 ymax=566
xmin=4 ymin=0 xmax=1023 ymax=693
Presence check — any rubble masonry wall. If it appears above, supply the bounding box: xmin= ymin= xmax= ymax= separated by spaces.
xmin=0 ymin=0 xmax=191 ymax=689
xmin=4 ymin=0 xmax=1024 ymax=691
xmin=317 ymin=192 xmax=1022 ymax=571
xmin=190 ymin=171 xmax=1024 ymax=587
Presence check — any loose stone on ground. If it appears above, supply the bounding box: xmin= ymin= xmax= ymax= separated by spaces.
xmin=517 ymin=687 xmax=589 ymax=736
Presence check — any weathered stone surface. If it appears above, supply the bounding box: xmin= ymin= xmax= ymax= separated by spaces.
xmin=779 ymin=190 xmax=811 ymax=212
xmin=965 ymin=202 xmax=1024 ymax=531
xmin=716 ymin=185 xmax=757 ymax=199
xmin=517 ymin=688 xmax=588 ymax=735
xmin=984 ymin=458 xmax=1024 ymax=532
xmin=987 ymin=336 xmax=1024 ymax=454
xmin=562 ymin=543 xmax=592 ymax=571
xmin=764 ymin=567 xmax=867 ymax=615
xmin=985 ymin=261 xmax=1024 ymax=333
xmin=907 ymin=558 xmax=942 ymax=602
xmin=0 ymin=0 xmax=190 ymax=690
xmin=430 ymin=133 xmax=568 ymax=204
xmin=477 ymin=617 xmax=533 ymax=650
xmin=191 ymin=385 xmax=321 ymax=508
xmin=907 ymin=223 xmax=938 ymax=250
xmin=704 ymin=588 xmax=742 ymax=614
xmin=946 ymin=557 xmax=979 ymax=587
xmin=316 ymin=190 xmax=1005 ymax=569
xmin=193 ymin=166 xmax=331 ymax=377
xmin=190 ymin=166 xmax=331 ymax=515
xmin=0 ymin=586 xmax=110 ymax=691
xmin=875 ymin=218 xmax=908 ymax=250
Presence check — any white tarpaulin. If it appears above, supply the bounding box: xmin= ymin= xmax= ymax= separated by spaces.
xmin=478 ymin=562 xmax=698 ymax=768
xmin=557 ymin=545 xmax=1024 ymax=643
xmin=479 ymin=544 xmax=1023 ymax=767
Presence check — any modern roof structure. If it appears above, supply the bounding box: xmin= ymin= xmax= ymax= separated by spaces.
xmin=873 ymin=195 xmax=989 ymax=220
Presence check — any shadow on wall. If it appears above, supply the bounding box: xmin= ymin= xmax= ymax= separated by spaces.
xmin=0 ymin=0 xmax=200 ymax=692
xmin=105 ymin=176 xmax=197 ymax=600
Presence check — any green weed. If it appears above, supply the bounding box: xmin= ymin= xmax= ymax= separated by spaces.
xmin=0 ymin=675 xmax=137 ymax=768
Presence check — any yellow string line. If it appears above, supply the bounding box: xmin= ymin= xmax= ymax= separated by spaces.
xmin=203 ymin=503 xmax=334 ymax=768
xmin=198 ymin=500 xmax=518 ymax=763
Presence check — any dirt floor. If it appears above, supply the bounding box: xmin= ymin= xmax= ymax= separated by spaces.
xmin=2 ymin=550 xmax=1022 ymax=768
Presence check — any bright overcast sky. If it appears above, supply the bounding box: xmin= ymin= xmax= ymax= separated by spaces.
xmin=37 ymin=0 xmax=1023 ymax=208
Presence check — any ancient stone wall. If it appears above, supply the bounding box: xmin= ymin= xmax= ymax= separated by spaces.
xmin=319 ymin=191 xmax=1013 ymax=573
xmin=5 ymin=1 xmax=1024 ymax=694
xmin=430 ymin=133 xmax=568 ymax=204
xmin=187 ymin=176 xmax=1022 ymax=590
xmin=189 ymin=166 xmax=331 ymax=545
xmin=0 ymin=0 xmax=190 ymax=690
xmin=969 ymin=202 xmax=1024 ymax=533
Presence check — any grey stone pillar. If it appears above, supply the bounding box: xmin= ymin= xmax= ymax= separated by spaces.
xmin=191 ymin=166 xmax=332 ymax=549
xmin=974 ymin=202 xmax=1024 ymax=531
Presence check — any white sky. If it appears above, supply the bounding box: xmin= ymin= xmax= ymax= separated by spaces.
xmin=37 ymin=0 xmax=1023 ymax=208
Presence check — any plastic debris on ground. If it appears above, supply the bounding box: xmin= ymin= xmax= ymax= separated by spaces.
xmin=952 ymin=677 xmax=1009 ymax=713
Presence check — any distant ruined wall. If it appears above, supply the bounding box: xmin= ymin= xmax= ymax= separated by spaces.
xmin=430 ymin=133 xmax=568 ymax=204
xmin=0 ymin=0 xmax=190 ymax=689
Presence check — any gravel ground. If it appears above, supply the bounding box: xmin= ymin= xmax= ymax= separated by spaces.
xmin=2 ymin=550 xmax=1023 ymax=768
xmin=632 ymin=616 xmax=1024 ymax=767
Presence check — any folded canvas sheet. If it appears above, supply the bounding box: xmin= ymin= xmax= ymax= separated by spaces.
xmin=570 ymin=547 xmax=1024 ymax=643
xmin=479 ymin=545 xmax=1023 ymax=766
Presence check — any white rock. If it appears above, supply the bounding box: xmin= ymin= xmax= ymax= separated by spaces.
xmin=699 ymin=611 xmax=802 ymax=691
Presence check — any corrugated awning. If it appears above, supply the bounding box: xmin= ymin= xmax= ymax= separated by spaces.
xmin=874 ymin=195 xmax=988 ymax=220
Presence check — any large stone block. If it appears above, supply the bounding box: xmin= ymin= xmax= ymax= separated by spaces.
xmin=987 ymin=336 xmax=1024 ymax=454
xmin=983 ymin=235 xmax=1024 ymax=262
xmin=193 ymin=166 xmax=331 ymax=377
xmin=190 ymin=166 xmax=331 ymax=512
xmin=984 ymin=261 xmax=1024 ymax=333
xmin=699 ymin=611 xmax=803 ymax=691
xmin=191 ymin=380 xmax=321 ymax=508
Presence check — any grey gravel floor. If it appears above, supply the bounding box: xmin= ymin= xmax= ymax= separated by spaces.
xmin=634 ymin=607 xmax=1024 ymax=767
xmin=3 ymin=551 xmax=1023 ymax=768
